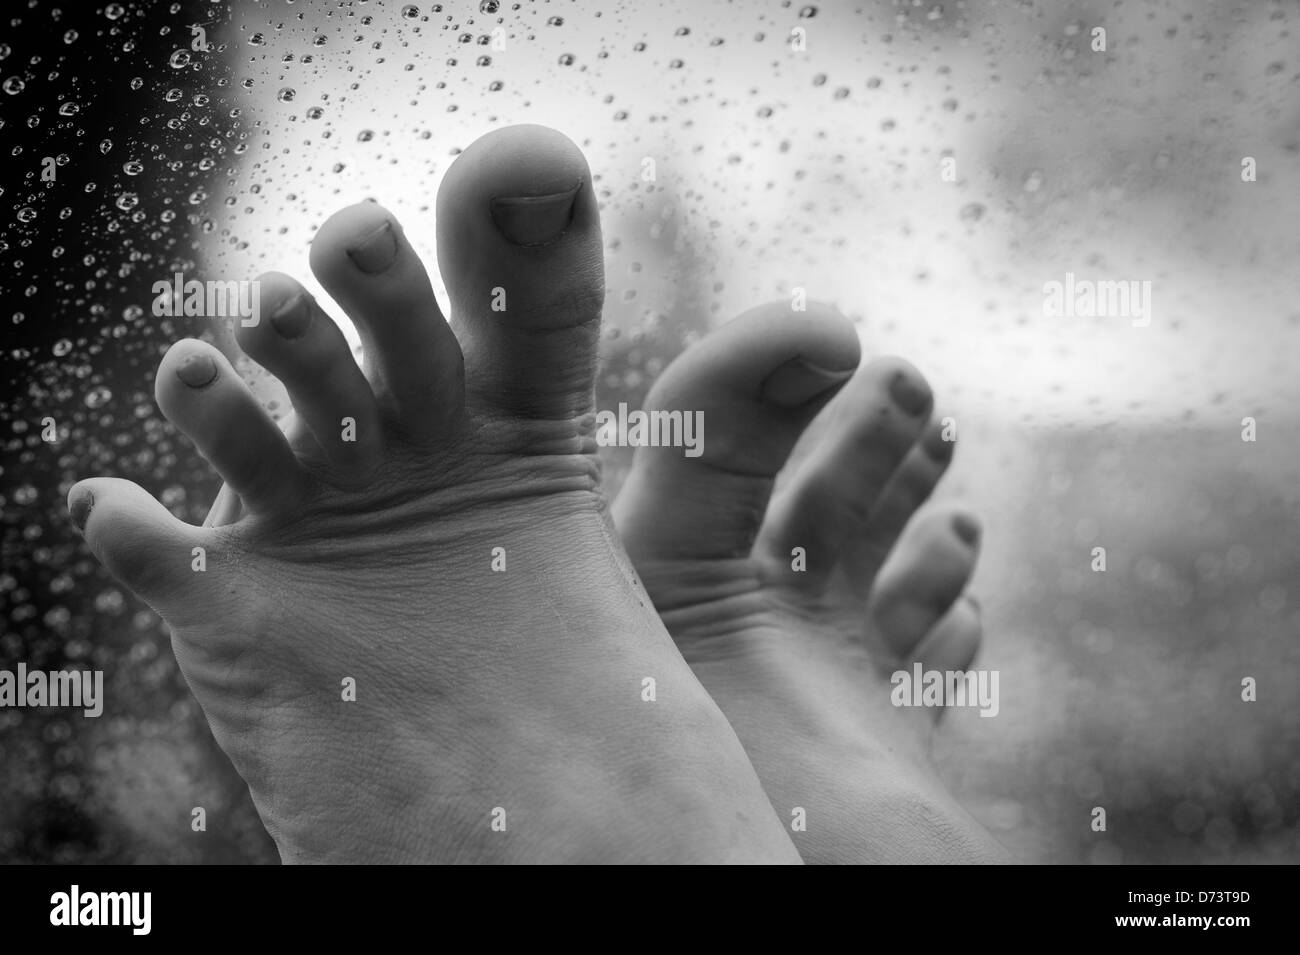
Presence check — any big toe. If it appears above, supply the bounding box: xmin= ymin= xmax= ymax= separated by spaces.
xmin=613 ymin=300 xmax=859 ymax=564
xmin=436 ymin=124 xmax=604 ymax=420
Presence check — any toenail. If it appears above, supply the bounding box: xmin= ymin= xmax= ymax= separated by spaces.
xmin=346 ymin=221 xmax=398 ymax=273
xmin=489 ymin=180 xmax=582 ymax=247
xmin=761 ymin=357 xmax=856 ymax=407
xmin=922 ymin=423 xmax=954 ymax=461
xmin=952 ymin=513 xmax=981 ymax=546
xmin=888 ymin=371 xmax=932 ymax=416
xmin=270 ymin=294 xmax=312 ymax=339
xmin=175 ymin=353 xmax=218 ymax=388
xmin=70 ymin=491 xmax=94 ymax=532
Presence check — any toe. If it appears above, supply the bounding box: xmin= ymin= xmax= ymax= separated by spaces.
xmin=866 ymin=505 xmax=981 ymax=657
xmin=436 ymin=124 xmax=604 ymax=420
xmin=844 ymin=418 xmax=956 ymax=583
xmin=613 ymin=300 xmax=859 ymax=561
xmin=155 ymin=339 xmax=305 ymax=517
xmin=68 ymin=478 xmax=204 ymax=619
xmin=309 ymin=201 xmax=464 ymax=442
xmin=757 ymin=357 xmax=934 ymax=589
xmin=914 ymin=595 xmax=982 ymax=673
xmin=238 ymin=272 xmax=382 ymax=479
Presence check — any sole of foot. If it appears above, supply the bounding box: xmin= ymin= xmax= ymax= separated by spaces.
xmin=69 ymin=125 xmax=800 ymax=864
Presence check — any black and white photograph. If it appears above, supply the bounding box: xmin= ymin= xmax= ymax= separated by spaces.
xmin=0 ymin=0 xmax=1296 ymax=905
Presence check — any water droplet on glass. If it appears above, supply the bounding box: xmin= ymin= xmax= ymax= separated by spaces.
xmin=3 ymin=76 xmax=25 ymax=95
xmin=168 ymin=49 xmax=191 ymax=69
xmin=17 ymin=207 xmax=36 ymax=223
xmin=123 ymin=160 xmax=144 ymax=175
xmin=58 ymin=101 xmax=78 ymax=116
xmin=105 ymin=3 xmax=125 ymax=20
xmin=115 ymin=192 xmax=138 ymax=211
xmin=402 ymin=4 xmax=420 ymax=18
xmin=277 ymin=87 xmax=296 ymax=102
xmin=84 ymin=386 xmax=112 ymax=409
xmin=480 ymin=0 xmax=500 ymax=12
xmin=558 ymin=53 xmax=574 ymax=66
xmin=959 ymin=202 xmax=986 ymax=223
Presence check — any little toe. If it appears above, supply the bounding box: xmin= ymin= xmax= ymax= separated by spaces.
xmin=866 ymin=505 xmax=981 ymax=658
xmin=238 ymin=272 xmax=382 ymax=480
xmin=154 ymin=339 xmax=306 ymax=517
xmin=436 ymin=124 xmax=604 ymax=420
xmin=613 ymin=300 xmax=859 ymax=562
xmin=68 ymin=477 xmax=205 ymax=621
xmin=757 ymin=357 xmax=934 ymax=589
xmin=309 ymin=201 xmax=464 ymax=442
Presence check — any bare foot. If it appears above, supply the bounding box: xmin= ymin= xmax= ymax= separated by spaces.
xmin=68 ymin=125 xmax=799 ymax=864
xmin=613 ymin=303 xmax=1007 ymax=863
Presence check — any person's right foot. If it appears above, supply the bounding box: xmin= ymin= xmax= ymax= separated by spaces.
xmin=68 ymin=125 xmax=799 ymax=864
xmin=613 ymin=303 xmax=1008 ymax=863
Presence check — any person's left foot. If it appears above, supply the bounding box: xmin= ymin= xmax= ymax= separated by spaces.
xmin=613 ymin=303 xmax=1008 ymax=863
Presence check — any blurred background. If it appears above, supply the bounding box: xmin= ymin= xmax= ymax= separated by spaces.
xmin=1 ymin=0 xmax=1297 ymax=863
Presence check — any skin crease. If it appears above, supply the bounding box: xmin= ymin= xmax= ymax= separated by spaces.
xmin=69 ymin=126 xmax=801 ymax=864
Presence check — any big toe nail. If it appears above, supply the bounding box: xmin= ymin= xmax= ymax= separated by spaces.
xmin=761 ymin=357 xmax=857 ymax=407
xmin=490 ymin=181 xmax=582 ymax=246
